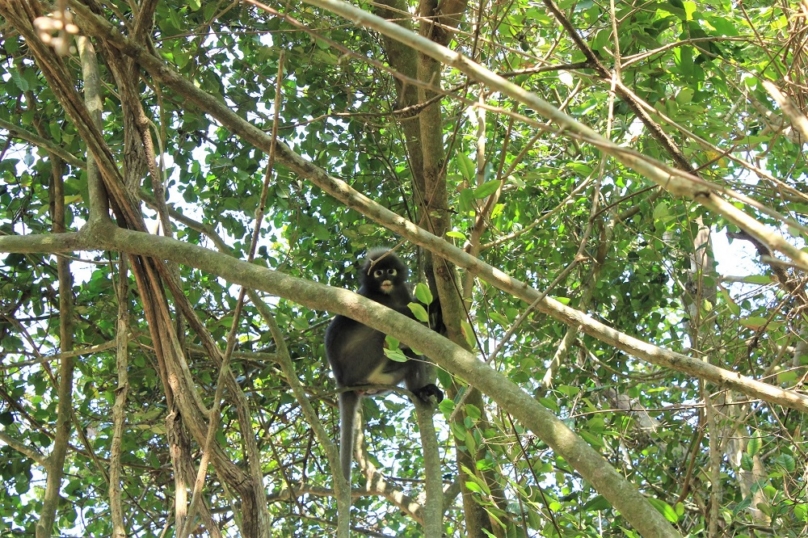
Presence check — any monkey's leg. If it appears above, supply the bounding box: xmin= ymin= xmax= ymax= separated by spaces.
xmin=403 ymin=360 xmax=444 ymax=403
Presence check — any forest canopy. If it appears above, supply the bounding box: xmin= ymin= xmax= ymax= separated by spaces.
xmin=0 ymin=0 xmax=807 ymax=536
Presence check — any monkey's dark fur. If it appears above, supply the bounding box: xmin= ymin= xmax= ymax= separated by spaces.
xmin=325 ymin=248 xmax=443 ymax=483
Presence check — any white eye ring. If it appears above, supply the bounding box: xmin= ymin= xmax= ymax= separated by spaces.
xmin=373 ymin=268 xmax=397 ymax=278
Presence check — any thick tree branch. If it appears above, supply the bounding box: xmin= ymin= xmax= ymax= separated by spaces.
xmin=35 ymin=29 xmax=81 ymax=538
xmin=291 ymin=0 xmax=808 ymax=272
xmin=1 ymin=218 xmax=680 ymax=537
xmin=12 ymin=0 xmax=808 ymax=412
xmin=5 ymin=218 xmax=806 ymax=536
xmin=0 ymin=118 xmax=85 ymax=168
xmin=68 ymin=0 xmax=808 ymax=271
xmin=540 ymin=0 xmax=694 ymax=171
xmin=0 ymin=431 xmax=46 ymax=465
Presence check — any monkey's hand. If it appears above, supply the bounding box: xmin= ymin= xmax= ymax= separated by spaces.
xmin=413 ymin=384 xmax=444 ymax=404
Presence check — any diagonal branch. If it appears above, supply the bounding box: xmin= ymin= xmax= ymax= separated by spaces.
xmin=9 ymin=220 xmax=808 ymax=535
xmin=6 ymin=218 xmax=681 ymax=538
xmin=76 ymin=0 xmax=808 ymax=273
xmin=539 ymin=0 xmax=693 ymax=171
xmin=290 ymin=0 xmax=808 ymax=271
xmin=0 ymin=3 xmax=272 ymax=535
xmin=61 ymin=0 xmax=808 ymax=412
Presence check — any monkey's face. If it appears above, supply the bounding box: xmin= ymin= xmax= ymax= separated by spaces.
xmin=360 ymin=250 xmax=409 ymax=296
xmin=372 ymin=266 xmax=399 ymax=294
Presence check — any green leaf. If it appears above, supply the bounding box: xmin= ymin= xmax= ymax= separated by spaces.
xmin=580 ymin=430 xmax=604 ymax=449
xmin=168 ymin=7 xmax=182 ymax=28
xmin=10 ymin=69 xmax=28 ymax=92
xmin=383 ymin=347 xmax=408 ymax=362
xmin=313 ymin=225 xmax=330 ymax=240
xmin=747 ymin=433 xmax=762 ymax=457
xmin=408 ymin=302 xmax=429 ymax=322
xmin=15 ymin=476 xmax=30 ymax=495
xmin=705 ymin=15 xmax=739 ymax=36
xmin=465 ymin=430 xmax=477 ymax=452
xmin=414 ymin=282 xmax=433 ymax=305
xmin=794 ymin=503 xmax=808 ymax=522
xmin=582 ymin=495 xmax=611 ymax=511
xmin=537 ymin=397 xmax=560 ymax=413
xmin=438 ymin=397 xmax=455 ymax=415
xmin=776 ymin=369 xmax=798 ymax=385
xmin=465 ymin=404 xmax=481 ymax=420
xmin=460 ymin=319 xmax=476 ymax=349
xmin=175 ymin=50 xmax=191 ymax=69
xmin=450 ymin=422 xmax=467 ymax=441
xmin=774 ymin=454 xmax=796 ymax=473
xmin=771 ymin=13 xmax=788 ymax=30
xmin=458 ymin=188 xmax=476 ymax=213
xmin=682 ymin=0 xmax=697 ymax=20
xmin=647 ymin=498 xmax=679 ymax=523
xmin=591 ymin=29 xmax=610 ymax=51
xmin=739 ymin=316 xmax=768 ymax=330
xmin=719 ymin=289 xmax=740 ymax=316
xmin=653 ymin=201 xmax=669 ymax=221
xmin=745 ymin=275 xmax=772 ymax=284
xmin=385 ymin=335 xmax=400 ymax=348
xmin=733 ymin=496 xmax=752 ymax=515
xmin=490 ymin=311 xmax=509 ymax=327
xmin=675 ymin=45 xmax=694 ymax=76
xmin=203 ymin=2 xmax=218 ymax=20
xmin=457 ymin=153 xmax=475 ymax=181
xmin=675 ymin=88 xmax=694 ymax=104
xmin=740 ymin=452 xmax=753 ymax=472
xmin=473 ymin=180 xmax=500 ymax=199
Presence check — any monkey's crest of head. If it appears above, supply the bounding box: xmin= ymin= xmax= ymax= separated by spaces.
xmin=360 ymin=248 xmax=408 ymax=295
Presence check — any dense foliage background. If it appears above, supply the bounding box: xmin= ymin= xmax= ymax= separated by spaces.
xmin=1 ymin=0 xmax=807 ymax=536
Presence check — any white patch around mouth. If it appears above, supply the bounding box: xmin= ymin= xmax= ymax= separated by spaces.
xmin=380 ymin=281 xmax=393 ymax=293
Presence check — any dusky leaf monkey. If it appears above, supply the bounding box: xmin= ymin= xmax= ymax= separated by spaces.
xmin=325 ymin=248 xmax=443 ymax=483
